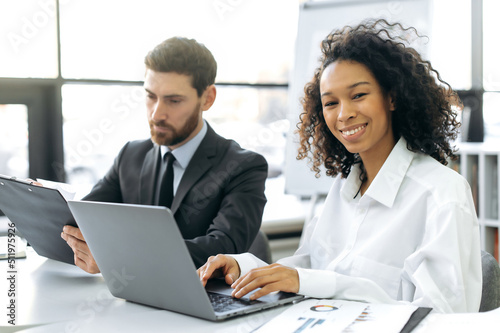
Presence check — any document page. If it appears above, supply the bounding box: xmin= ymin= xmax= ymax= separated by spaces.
xmin=255 ymin=299 xmax=418 ymax=333
xmin=412 ymin=307 xmax=500 ymax=333
xmin=36 ymin=179 xmax=77 ymax=201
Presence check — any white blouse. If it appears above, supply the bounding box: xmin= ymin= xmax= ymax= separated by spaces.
xmin=233 ymin=138 xmax=482 ymax=313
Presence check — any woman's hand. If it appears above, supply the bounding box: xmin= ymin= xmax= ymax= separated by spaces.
xmin=231 ymin=263 xmax=299 ymax=300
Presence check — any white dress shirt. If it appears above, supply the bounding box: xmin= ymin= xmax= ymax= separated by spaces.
xmin=233 ymin=137 xmax=482 ymax=313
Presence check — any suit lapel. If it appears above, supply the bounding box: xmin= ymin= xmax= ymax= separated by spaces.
xmin=170 ymin=125 xmax=220 ymax=214
xmin=139 ymin=144 xmax=161 ymax=205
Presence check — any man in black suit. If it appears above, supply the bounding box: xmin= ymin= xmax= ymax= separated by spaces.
xmin=61 ymin=37 xmax=268 ymax=273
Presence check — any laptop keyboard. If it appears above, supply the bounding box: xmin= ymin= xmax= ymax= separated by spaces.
xmin=208 ymin=292 xmax=263 ymax=312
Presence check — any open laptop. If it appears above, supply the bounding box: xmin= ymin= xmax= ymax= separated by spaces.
xmin=67 ymin=200 xmax=303 ymax=321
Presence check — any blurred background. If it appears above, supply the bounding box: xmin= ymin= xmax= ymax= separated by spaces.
xmin=0 ymin=0 xmax=497 ymax=189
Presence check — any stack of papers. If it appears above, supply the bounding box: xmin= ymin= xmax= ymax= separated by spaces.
xmin=412 ymin=307 xmax=500 ymax=332
xmin=36 ymin=178 xmax=77 ymax=201
xmin=255 ymin=299 xmax=423 ymax=333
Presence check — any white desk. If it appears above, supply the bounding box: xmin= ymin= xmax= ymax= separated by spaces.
xmin=0 ymin=248 xmax=288 ymax=333
xmin=3 ymin=249 xmax=500 ymax=333
xmin=0 ymin=215 xmax=10 ymax=236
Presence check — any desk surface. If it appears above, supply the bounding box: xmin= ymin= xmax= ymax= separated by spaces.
xmin=0 ymin=178 xmax=309 ymax=332
xmin=0 ymin=248 xmax=288 ymax=333
xmin=2 ymin=249 xmax=500 ymax=333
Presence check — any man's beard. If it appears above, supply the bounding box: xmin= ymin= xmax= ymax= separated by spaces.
xmin=149 ymin=102 xmax=201 ymax=147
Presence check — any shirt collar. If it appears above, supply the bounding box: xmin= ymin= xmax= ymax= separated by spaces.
xmin=340 ymin=162 xmax=364 ymax=203
xmin=159 ymin=120 xmax=207 ymax=169
xmin=341 ymin=137 xmax=415 ymax=207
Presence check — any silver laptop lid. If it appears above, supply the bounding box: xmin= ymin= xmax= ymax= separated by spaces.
xmin=67 ymin=200 xmax=217 ymax=321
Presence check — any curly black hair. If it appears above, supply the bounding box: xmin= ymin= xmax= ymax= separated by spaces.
xmin=297 ymin=19 xmax=461 ymax=178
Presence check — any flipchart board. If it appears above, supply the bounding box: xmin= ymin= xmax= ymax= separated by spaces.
xmin=284 ymin=0 xmax=431 ymax=197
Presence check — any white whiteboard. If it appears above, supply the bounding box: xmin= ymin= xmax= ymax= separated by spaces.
xmin=284 ymin=0 xmax=431 ymax=197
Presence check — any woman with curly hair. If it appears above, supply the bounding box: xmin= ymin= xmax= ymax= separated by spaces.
xmin=198 ymin=19 xmax=482 ymax=313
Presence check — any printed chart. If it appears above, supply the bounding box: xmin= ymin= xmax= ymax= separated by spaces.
xmin=255 ymin=299 xmax=418 ymax=333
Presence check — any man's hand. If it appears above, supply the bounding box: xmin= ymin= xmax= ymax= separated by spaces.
xmin=197 ymin=254 xmax=241 ymax=287
xmin=231 ymin=264 xmax=300 ymax=300
xmin=61 ymin=225 xmax=100 ymax=274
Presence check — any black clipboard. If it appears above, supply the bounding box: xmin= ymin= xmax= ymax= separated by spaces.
xmin=0 ymin=175 xmax=77 ymax=265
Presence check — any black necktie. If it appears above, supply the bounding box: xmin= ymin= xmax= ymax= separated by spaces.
xmin=158 ymin=152 xmax=175 ymax=208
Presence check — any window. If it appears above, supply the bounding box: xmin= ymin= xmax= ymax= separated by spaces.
xmin=429 ymin=0 xmax=471 ymax=90
xmin=62 ymin=84 xmax=148 ymax=184
xmin=0 ymin=105 xmax=29 ymax=178
xmin=57 ymin=0 xmax=298 ymax=186
xmin=0 ymin=0 xmax=298 ymax=186
xmin=483 ymin=0 xmax=500 ymax=92
xmin=0 ymin=0 xmax=59 ymax=79
xmin=206 ymin=86 xmax=289 ymax=177
xmin=0 ymin=0 xmax=494 ymax=187
xmin=482 ymin=0 xmax=500 ymax=142
xmin=59 ymin=0 xmax=297 ymax=83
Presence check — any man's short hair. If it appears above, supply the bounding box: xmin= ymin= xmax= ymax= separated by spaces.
xmin=144 ymin=37 xmax=217 ymax=96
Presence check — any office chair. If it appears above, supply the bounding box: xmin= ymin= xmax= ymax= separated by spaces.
xmin=248 ymin=230 xmax=272 ymax=263
xmin=479 ymin=250 xmax=500 ymax=312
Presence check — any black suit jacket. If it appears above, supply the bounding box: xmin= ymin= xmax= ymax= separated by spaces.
xmin=84 ymin=123 xmax=268 ymax=267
